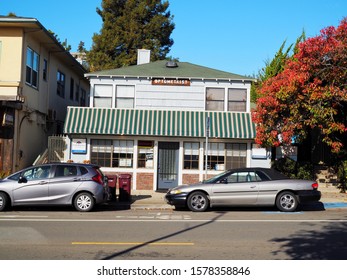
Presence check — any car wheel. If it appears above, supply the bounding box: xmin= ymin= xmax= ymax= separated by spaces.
xmin=276 ymin=191 xmax=298 ymax=212
xmin=187 ymin=191 xmax=209 ymax=212
xmin=0 ymin=192 xmax=9 ymax=211
xmin=74 ymin=192 xmax=95 ymax=212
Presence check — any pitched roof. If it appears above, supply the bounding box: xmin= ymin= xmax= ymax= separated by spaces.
xmin=85 ymin=60 xmax=254 ymax=81
xmin=0 ymin=16 xmax=87 ymax=74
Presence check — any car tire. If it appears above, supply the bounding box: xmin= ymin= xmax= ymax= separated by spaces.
xmin=0 ymin=192 xmax=9 ymax=211
xmin=74 ymin=192 xmax=95 ymax=212
xmin=187 ymin=191 xmax=209 ymax=212
xmin=276 ymin=191 xmax=298 ymax=212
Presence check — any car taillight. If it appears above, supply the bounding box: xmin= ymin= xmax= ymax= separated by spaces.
xmin=92 ymin=174 xmax=103 ymax=185
xmin=312 ymin=182 xmax=319 ymax=189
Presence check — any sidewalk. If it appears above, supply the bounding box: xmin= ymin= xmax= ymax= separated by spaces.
xmin=106 ymin=186 xmax=347 ymax=210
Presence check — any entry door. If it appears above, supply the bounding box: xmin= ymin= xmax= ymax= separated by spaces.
xmin=157 ymin=142 xmax=179 ymax=190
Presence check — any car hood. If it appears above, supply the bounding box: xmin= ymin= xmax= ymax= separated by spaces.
xmin=169 ymin=182 xmax=206 ymax=192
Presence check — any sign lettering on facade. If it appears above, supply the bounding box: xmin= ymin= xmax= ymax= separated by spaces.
xmin=152 ymin=78 xmax=190 ymax=86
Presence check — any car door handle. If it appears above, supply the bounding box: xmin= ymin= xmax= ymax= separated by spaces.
xmin=39 ymin=181 xmax=48 ymax=185
xmin=73 ymin=178 xmax=81 ymax=181
xmin=250 ymin=185 xmax=257 ymax=188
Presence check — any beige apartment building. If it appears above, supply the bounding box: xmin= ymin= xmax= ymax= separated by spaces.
xmin=0 ymin=16 xmax=89 ymax=173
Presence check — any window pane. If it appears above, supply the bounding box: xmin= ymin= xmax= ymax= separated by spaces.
xmin=206 ymin=88 xmax=225 ymax=111
xmin=94 ymin=84 xmax=113 ymax=97
xmin=228 ymin=89 xmax=247 ymax=112
xmin=138 ymin=140 xmax=154 ymax=168
xmin=94 ymin=97 xmax=112 ymax=108
xmin=184 ymin=142 xmax=199 ymax=169
xmin=225 ymin=143 xmax=247 ymax=169
xmin=117 ymin=98 xmax=134 ymax=108
xmin=117 ymin=85 xmax=135 ymax=97
xmin=90 ymin=139 xmax=112 ymax=167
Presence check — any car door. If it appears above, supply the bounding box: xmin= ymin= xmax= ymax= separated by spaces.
xmin=210 ymin=171 xmax=259 ymax=206
xmin=48 ymin=164 xmax=82 ymax=204
xmin=12 ymin=165 xmax=51 ymax=205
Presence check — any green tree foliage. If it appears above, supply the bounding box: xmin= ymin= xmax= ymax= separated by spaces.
xmin=251 ymin=31 xmax=306 ymax=103
xmin=252 ymin=18 xmax=347 ymax=154
xmin=87 ymin=0 xmax=175 ymax=71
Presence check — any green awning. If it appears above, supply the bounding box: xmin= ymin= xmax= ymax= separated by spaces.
xmin=64 ymin=107 xmax=256 ymax=139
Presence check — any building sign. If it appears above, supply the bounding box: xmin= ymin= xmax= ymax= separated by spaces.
xmin=152 ymin=78 xmax=190 ymax=86
xmin=71 ymin=138 xmax=87 ymax=154
xmin=251 ymin=144 xmax=268 ymax=159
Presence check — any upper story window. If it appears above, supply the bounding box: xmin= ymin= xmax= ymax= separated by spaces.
xmin=75 ymin=84 xmax=80 ymax=102
xmin=206 ymin=88 xmax=224 ymax=111
xmin=116 ymin=85 xmax=134 ymax=108
xmin=228 ymin=89 xmax=247 ymax=112
xmin=80 ymin=88 xmax=87 ymax=106
xmin=57 ymin=70 xmax=65 ymax=98
xmin=94 ymin=84 xmax=112 ymax=108
xmin=70 ymin=78 xmax=74 ymax=100
xmin=206 ymin=87 xmax=247 ymax=112
xmin=26 ymin=47 xmax=39 ymax=88
xmin=43 ymin=59 xmax=48 ymax=81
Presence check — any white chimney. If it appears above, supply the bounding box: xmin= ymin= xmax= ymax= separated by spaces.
xmin=137 ymin=49 xmax=151 ymax=65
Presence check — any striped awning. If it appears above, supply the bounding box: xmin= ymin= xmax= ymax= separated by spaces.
xmin=64 ymin=107 xmax=256 ymax=139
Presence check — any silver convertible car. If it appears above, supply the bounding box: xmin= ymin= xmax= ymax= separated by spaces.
xmin=165 ymin=168 xmax=321 ymax=212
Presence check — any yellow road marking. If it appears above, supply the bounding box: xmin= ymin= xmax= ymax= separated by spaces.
xmin=72 ymin=242 xmax=194 ymax=246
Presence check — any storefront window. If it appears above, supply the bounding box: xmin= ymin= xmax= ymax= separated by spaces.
xmin=112 ymin=140 xmax=134 ymax=167
xmin=184 ymin=142 xmax=199 ymax=169
xmin=90 ymin=139 xmax=134 ymax=168
xmin=137 ymin=140 xmax=154 ymax=168
xmin=90 ymin=139 xmax=112 ymax=167
xmin=225 ymin=143 xmax=247 ymax=169
xmin=204 ymin=143 xmax=225 ymax=170
xmin=203 ymin=143 xmax=247 ymax=170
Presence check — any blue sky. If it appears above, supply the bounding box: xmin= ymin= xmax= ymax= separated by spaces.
xmin=1 ymin=0 xmax=346 ymax=76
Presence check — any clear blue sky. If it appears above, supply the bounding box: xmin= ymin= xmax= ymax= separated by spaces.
xmin=1 ymin=0 xmax=346 ymax=76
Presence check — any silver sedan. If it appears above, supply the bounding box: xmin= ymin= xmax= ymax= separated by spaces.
xmin=165 ymin=168 xmax=321 ymax=212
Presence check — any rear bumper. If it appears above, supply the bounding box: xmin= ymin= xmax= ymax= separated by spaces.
xmin=297 ymin=190 xmax=321 ymax=203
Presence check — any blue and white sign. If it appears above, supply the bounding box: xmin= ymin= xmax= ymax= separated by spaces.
xmin=72 ymin=138 xmax=87 ymax=154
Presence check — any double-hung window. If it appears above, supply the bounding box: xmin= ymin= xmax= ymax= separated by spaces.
xmin=26 ymin=47 xmax=39 ymax=88
xmin=57 ymin=70 xmax=65 ymax=97
xmin=228 ymin=89 xmax=247 ymax=112
xmin=206 ymin=88 xmax=224 ymax=111
xmin=94 ymin=84 xmax=112 ymax=108
xmin=116 ymin=85 xmax=135 ymax=108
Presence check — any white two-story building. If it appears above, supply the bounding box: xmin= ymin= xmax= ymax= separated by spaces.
xmin=64 ymin=50 xmax=270 ymax=191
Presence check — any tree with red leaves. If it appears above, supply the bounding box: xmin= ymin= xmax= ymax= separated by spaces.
xmin=253 ymin=18 xmax=347 ymax=155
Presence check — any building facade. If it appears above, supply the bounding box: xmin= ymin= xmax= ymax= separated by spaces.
xmin=64 ymin=51 xmax=270 ymax=190
xmin=0 ymin=16 xmax=89 ymax=173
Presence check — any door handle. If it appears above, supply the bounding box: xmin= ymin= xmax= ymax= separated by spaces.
xmin=250 ymin=185 xmax=257 ymax=188
xmin=39 ymin=181 xmax=48 ymax=185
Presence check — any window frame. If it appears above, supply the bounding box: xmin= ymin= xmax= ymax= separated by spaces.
xmin=57 ymin=70 xmax=66 ymax=98
xmin=26 ymin=47 xmax=39 ymax=89
xmin=183 ymin=142 xmax=200 ymax=170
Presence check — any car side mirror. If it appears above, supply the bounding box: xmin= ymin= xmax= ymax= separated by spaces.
xmin=218 ymin=178 xmax=228 ymax=184
xmin=18 ymin=176 xmax=27 ymax=183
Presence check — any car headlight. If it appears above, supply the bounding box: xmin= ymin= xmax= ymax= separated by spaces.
xmin=170 ymin=189 xmax=182 ymax=195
